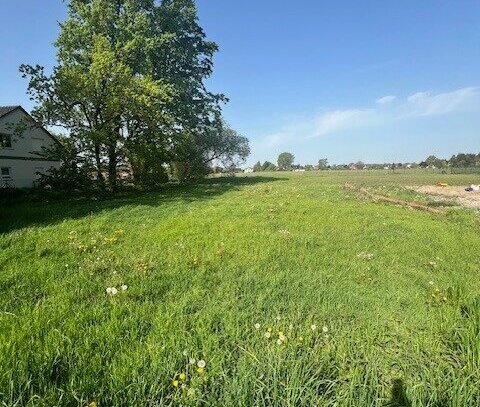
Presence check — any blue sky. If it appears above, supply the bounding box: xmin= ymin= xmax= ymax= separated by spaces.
xmin=1 ymin=1 xmax=479 ymax=165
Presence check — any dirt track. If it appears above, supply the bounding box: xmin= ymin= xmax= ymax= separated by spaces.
xmin=412 ymin=185 xmax=480 ymax=209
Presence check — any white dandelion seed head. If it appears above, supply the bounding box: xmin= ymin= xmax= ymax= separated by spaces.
xmin=254 ymin=323 xmax=261 ymax=329
xmin=106 ymin=287 xmax=112 ymax=294
xmin=264 ymin=332 xmax=271 ymax=339
xmin=322 ymin=326 xmax=328 ymax=333
xmin=121 ymin=285 xmax=128 ymax=291
xmin=189 ymin=358 xmax=196 ymax=365
xmin=197 ymin=359 xmax=206 ymax=369
xmin=111 ymin=287 xmax=118 ymax=295
xmin=311 ymin=324 xmax=317 ymax=331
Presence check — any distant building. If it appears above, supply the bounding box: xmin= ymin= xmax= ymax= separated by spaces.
xmin=291 ymin=165 xmax=305 ymax=172
xmin=0 ymin=106 xmax=60 ymax=188
xmin=349 ymin=162 xmax=367 ymax=170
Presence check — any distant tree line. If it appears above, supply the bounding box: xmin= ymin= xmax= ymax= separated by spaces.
xmin=420 ymin=153 xmax=480 ymax=169
xmin=251 ymin=153 xmax=331 ymax=172
xmin=249 ymin=152 xmax=480 ymax=173
xmin=21 ymin=0 xmax=249 ymax=192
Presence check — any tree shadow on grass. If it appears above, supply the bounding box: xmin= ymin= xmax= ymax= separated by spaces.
xmin=384 ymin=379 xmax=451 ymax=407
xmin=0 ymin=176 xmax=285 ymax=234
xmin=385 ymin=379 xmax=412 ymax=407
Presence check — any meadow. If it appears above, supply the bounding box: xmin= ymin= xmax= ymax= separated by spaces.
xmin=1 ymin=170 xmax=480 ymax=406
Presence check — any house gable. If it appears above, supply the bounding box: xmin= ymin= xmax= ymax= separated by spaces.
xmin=0 ymin=106 xmax=61 ymax=188
xmin=0 ymin=106 xmax=59 ymax=147
xmin=0 ymin=106 xmax=60 ymax=160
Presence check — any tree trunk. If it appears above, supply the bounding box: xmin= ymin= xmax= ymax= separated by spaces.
xmin=94 ymin=143 xmax=105 ymax=191
xmin=108 ymin=141 xmax=117 ymax=192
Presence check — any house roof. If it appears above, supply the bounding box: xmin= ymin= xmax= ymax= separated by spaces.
xmin=0 ymin=105 xmax=21 ymax=119
xmin=0 ymin=105 xmax=60 ymax=145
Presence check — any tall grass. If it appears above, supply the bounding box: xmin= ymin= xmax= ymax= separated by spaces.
xmin=1 ymin=171 xmax=479 ymax=406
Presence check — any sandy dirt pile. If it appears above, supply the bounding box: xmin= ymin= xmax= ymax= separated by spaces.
xmin=411 ymin=185 xmax=480 ymax=209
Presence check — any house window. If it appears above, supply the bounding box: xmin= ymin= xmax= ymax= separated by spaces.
xmin=1 ymin=167 xmax=12 ymax=178
xmin=0 ymin=134 xmax=12 ymax=148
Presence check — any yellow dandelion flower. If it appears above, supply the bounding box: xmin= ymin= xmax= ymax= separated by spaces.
xmin=172 ymin=380 xmax=179 ymax=388
xmin=196 ymin=367 xmax=205 ymax=375
xmin=179 ymin=373 xmax=187 ymax=381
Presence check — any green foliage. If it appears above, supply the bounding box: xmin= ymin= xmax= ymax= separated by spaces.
xmin=35 ymin=135 xmax=94 ymax=192
xmin=253 ymin=161 xmax=262 ymax=172
xmin=449 ymin=153 xmax=480 ymax=168
xmin=318 ymin=158 xmax=329 ymax=170
xmin=171 ymin=122 xmax=250 ymax=181
xmin=262 ymin=161 xmax=277 ymax=171
xmin=2 ymin=170 xmax=480 ymax=405
xmin=277 ymin=152 xmax=294 ymax=170
xmin=20 ymin=0 xmax=249 ymax=190
xmin=425 ymin=155 xmax=447 ymax=169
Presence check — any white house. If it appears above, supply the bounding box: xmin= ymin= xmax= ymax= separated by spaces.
xmin=0 ymin=106 xmax=60 ymax=188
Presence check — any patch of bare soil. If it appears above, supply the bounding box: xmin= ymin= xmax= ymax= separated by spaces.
xmin=344 ymin=183 xmax=446 ymax=214
xmin=411 ymin=185 xmax=480 ymax=209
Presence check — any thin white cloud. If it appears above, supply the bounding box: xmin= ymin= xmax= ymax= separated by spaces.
xmin=255 ymin=86 xmax=480 ymax=148
xmin=404 ymin=87 xmax=480 ymax=117
xmin=259 ymin=133 xmax=288 ymax=149
xmin=314 ymin=109 xmax=376 ymax=137
xmin=376 ymin=95 xmax=396 ymax=105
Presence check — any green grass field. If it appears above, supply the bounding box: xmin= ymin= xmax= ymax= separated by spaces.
xmin=1 ymin=170 xmax=480 ymax=406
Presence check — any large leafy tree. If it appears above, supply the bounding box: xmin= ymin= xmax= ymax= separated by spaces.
xmin=21 ymin=0 xmax=248 ymax=190
xmin=318 ymin=158 xmax=329 ymax=170
xmin=153 ymin=0 xmax=232 ymax=180
xmin=21 ymin=0 xmax=174 ymax=191
xmin=277 ymin=152 xmax=295 ymax=170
